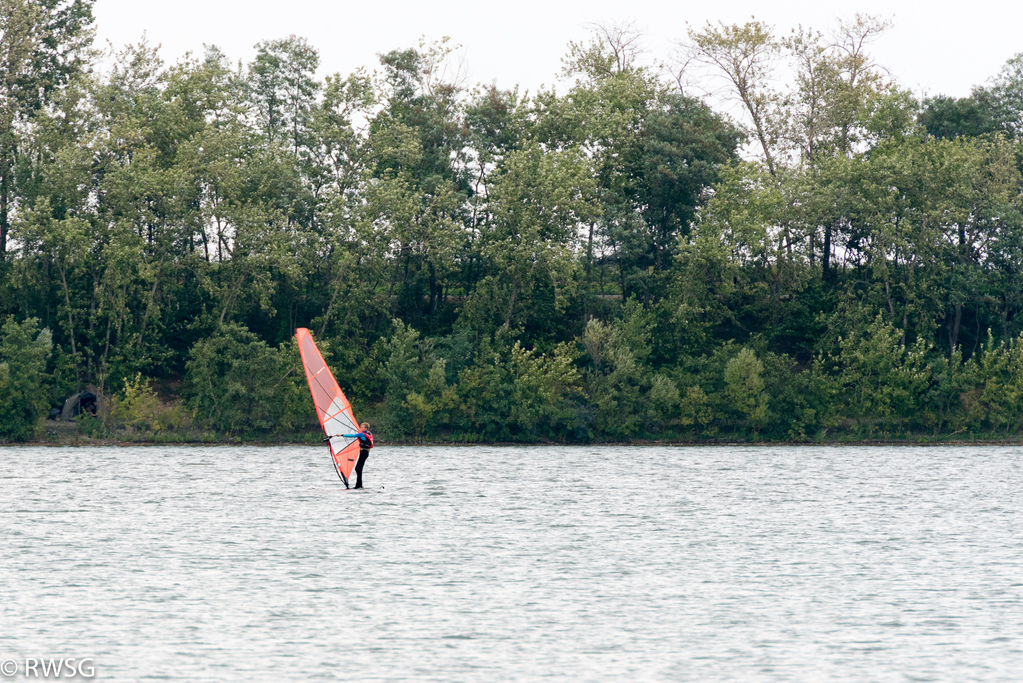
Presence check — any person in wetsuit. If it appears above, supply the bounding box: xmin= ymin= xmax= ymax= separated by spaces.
xmin=341 ymin=423 xmax=374 ymax=488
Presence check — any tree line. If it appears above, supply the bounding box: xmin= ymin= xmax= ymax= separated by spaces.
xmin=2 ymin=4 xmax=1023 ymax=442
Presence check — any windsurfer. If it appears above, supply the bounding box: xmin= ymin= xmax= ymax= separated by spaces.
xmin=342 ymin=423 xmax=374 ymax=488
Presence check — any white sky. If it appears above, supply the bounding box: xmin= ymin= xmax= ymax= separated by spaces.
xmin=94 ymin=0 xmax=1020 ymax=100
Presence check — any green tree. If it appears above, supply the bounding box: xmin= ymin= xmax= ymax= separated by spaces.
xmin=248 ymin=35 xmax=320 ymax=154
xmin=453 ymin=338 xmax=514 ymax=440
xmin=580 ymin=317 xmax=643 ymax=437
xmin=834 ymin=315 xmax=932 ymax=433
xmin=988 ymin=52 xmax=1023 ymax=138
xmin=724 ymin=347 xmax=768 ymax=436
xmin=508 ymin=341 xmax=584 ymax=438
xmin=920 ymin=92 xmax=999 ymax=139
xmin=461 ymin=143 xmax=598 ymax=336
xmin=379 ymin=320 xmax=441 ymax=436
xmin=0 ymin=316 xmax=51 ymax=440
xmin=184 ymin=323 xmax=307 ymax=433
xmin=555 ymin=27 xmax=741 ymax=305
xmin=685 ymin=20 xmax=781 ymax=175
xmin=0 ymin=0 xmax=94 ymax=257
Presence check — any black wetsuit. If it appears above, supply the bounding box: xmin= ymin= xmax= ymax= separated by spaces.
xmin=343 ymin=431 xmax=373 ymax=488
xmin=353 ymin=447 xmax=369 ymax=488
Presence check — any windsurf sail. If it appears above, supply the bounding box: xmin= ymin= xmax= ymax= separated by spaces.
xmin=296 ymin=328 xmax=361 ymax=487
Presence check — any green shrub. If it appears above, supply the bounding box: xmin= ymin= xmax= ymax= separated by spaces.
xmin=110 ymin=373 xmax=193 ymax=435
xmin=184 ymin=323 xmax=308 ymax=434
xmin=0 ymin=318 xmax=52 ymax=442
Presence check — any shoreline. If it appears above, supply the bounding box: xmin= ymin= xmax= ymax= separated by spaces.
xmin=9 ymin=436 xmax=1023 ymax=448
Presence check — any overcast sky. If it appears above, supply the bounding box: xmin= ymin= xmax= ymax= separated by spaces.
xmin=94 ymin=0 xmax=1020 ymax=99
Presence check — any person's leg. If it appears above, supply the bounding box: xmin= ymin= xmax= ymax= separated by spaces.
xmin=354 ymin=450 xmax=369 ymax=488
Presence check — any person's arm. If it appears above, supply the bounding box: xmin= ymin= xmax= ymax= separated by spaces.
xmin=325 ymin=431 xmax=360 ymax=442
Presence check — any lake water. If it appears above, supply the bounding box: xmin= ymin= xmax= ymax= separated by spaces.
xmin=1 ymin=444 xmax=1021 ymax=681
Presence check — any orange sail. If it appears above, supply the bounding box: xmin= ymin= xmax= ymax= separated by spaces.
xmin=296 ymin=328 xmax=361 ymax=486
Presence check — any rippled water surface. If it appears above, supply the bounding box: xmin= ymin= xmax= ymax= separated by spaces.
xmin=2 ymin=444 xmax=1022 ymax=681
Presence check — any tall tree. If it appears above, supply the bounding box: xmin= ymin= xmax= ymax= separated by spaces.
xmin=248 ymin=35 xmax=320 ymax=155
xmin=369 ymin=39 xmax=471 ymax=329
xmin=988 ymin=52 xmax=1023 ymax=139
xmin=685 ymin=21 xmax=781 ymax=175
xmin=919 ymin=92 xmax=999 ymax=140
xmin=783 ymin=15 xmax=906 ymax=280
xmin=556 ymin=25 xmax=740 ymax=304
xmin=0 ymin=0 xmax=93 ymax=257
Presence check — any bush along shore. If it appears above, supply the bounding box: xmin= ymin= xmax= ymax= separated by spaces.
xmin=13 ymin=313 xmax=1023 ymax=446
xmin=3 ymin=9 xmax=1023 ymax=445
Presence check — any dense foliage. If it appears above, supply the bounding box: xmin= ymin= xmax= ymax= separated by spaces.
xmin=3 ymin=6 xmax=1023 ymax=442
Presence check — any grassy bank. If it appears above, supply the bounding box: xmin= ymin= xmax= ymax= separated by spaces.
xmin=16 ymin=418 xmax=1023 ymax=448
